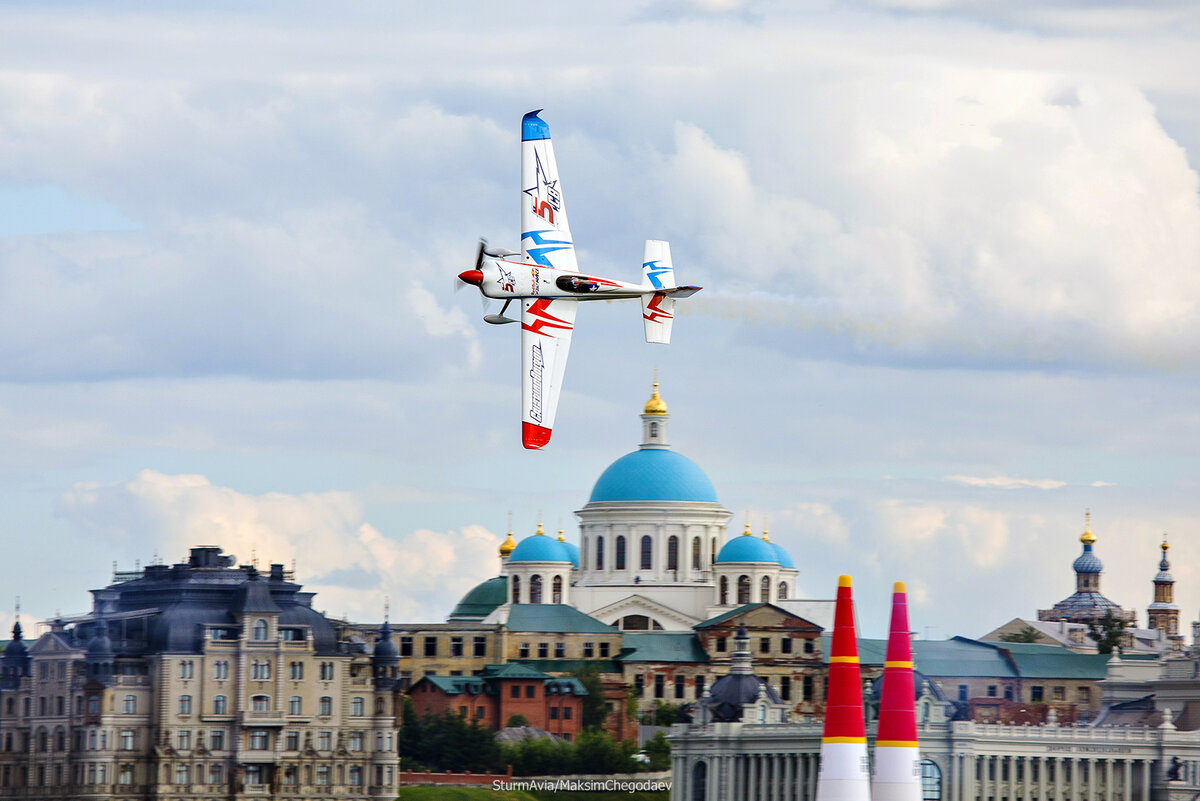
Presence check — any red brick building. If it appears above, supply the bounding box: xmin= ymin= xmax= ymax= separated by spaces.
xmin=408 ymin=663 xmax=587 ymax=741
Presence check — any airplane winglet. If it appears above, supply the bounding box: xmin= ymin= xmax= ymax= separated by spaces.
xmin=522 ymin=422 xmax=553 ymax=450
xmin=522 ymin=110 xmax=550 ymax=142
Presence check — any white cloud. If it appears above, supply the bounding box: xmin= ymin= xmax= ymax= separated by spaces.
xmin=944 ymin=474 xmax=1066 ymax=489
xmin=58 ymin=470 xmax=501 ymax=622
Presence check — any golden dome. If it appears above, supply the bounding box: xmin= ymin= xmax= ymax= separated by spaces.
xmin=643 ymin=382 xmax=668 ymax=415
xmin=761 ymin=529 xmax=771 ymax=542
xmin=535 ymin=521 xmax=545 ymax=536
xmin=1080 ymin=510 xmax=1095 ymax=545
xmin=1162 ymin=535 xmax=1170 ymax=554
xmin=557 ymin=528 xmax=566 ymax=542
xmin=498 ymin=531 xmax=516 ymax=557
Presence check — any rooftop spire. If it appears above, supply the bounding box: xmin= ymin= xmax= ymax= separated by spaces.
xmin=1081 ymin=509 xmax=1095 ymax=545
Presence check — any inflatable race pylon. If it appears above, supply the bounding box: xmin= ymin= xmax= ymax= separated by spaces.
xmin=815 ymin=575 xmax=871 ymax=801
xmin=872 ymin=581 xmax=921 ymax=801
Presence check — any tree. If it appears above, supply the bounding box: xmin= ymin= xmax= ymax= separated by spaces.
xmin=573 ymin=667 xmax=609 ymax=730
xmin=998 ymin=626 xmax=1045 ymax=643
xmin=505 ymin=714 xmax=530 ymax=728
xmin=642 ymin=731 xmax=671 ymax=771
xmin=1087 ymin=611 xmax=1127 ymax=654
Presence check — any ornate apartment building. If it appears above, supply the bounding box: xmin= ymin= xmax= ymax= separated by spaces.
xmin=0 ymin=546 xmax=401 ymax=800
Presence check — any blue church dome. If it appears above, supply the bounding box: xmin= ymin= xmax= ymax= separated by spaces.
xmin=1073 ymin=545 xmax=1103 ymax=574
xmin=716 ymin=531 xmax=780 ymax=564
xmin=764 ymin=539 xmax=795 ymax=569
xmin=589 ymin=449 xmax=718 ymax=503
xmin=509 ymin=531 xmax=573 ymax=563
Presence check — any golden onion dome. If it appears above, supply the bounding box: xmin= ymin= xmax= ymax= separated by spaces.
xmin=1080 ymin=510 xmax=1095 ymax=545
xmin=742 ymin=521 xmax=753 ymax=536
xmin=498 ymin=531 xmax=517 ymax=557
xmin=643 ymin=382 xmax=668 ymax=415
xmin=557 ymin=528 xmax=566 ymax=542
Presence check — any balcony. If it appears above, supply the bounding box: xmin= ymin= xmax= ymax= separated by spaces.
xmin=240 ymin=710 xmax=285 ymax=726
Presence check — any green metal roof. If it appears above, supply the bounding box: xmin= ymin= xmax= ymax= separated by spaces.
xmin=695 ymin=603 xmax=768 ymax=629
xmin=1001 ymin=643 xmax=1112 ymax=679
xmin=618 ymin=632 xmax=710 ymax=663
xmin=506 ymin=604 xmax=617 ymax=634
xmin=481 ymin=662 xmax=551 ymax=680
xmin=512 ymin=659 xmax=622 ymax=674
xmin=821 ymin=635 xmax=1115 ymax=680
xmin=448 ymin=576 xmax=507 ymax=620
xmin=419 ymin=675 xmax=490 ymax=696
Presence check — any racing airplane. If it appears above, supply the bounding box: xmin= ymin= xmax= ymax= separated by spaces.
xmin=458 ymin=110 xmax=701 ymax=450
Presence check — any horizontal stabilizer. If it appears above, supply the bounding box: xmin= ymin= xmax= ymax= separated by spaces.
xmin=663 ymin=285 xmax=701 ymax=298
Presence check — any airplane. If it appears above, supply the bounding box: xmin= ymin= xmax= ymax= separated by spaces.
xmin=458 ymin=110 xmax=701 ymax=450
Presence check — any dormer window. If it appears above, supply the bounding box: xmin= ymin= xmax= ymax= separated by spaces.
xmin=252 ymin=620 xmax=269 ymax=641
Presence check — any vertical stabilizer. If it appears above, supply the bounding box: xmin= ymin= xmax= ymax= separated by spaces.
xmin=816 ymin=575 xmax=871 ymax=801
xmin=872 ymin=581 xmax=922 ymax=801
xmin=641 ymin=240 xmax=675 ymax=344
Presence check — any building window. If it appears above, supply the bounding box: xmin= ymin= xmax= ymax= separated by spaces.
xmin=252 ymin=619 xmax=269 ymax=641
xmin=596 ymin=537 xmax=605 ymax=570
xmin=781 ymin=638 xmax=793 ymax=654
xmin=178 ymin=660 xmax=193 ymax=679
xmin=803 ymin=675 xmax=814 ymax=701
xmin=349 ymin=765 xmax=362 ymax=786
xmin=350 ymin=696 xmax=365 ymax=716
xmin=209 ymin=764 xmax=224 ymax=784
xmin=512 ymin=576 xmax=521 ymax=603
xmin=760 ymin=637 xmax=770 ymax=654
xmin=245 ymin=764 xmax=265 ymax=786
xmin=178 ymin=695 xmax=192 ymax=715
xmin=519 ymin=643 xmax=530 ymax=658
xmin=719 ymin=576 xmax=728 ymax=605
xmin=213 ymin=695 xmax=227 ymax=715
xmin=511 ymin=685 xmax=520 ymax=699
xmin=804 ymin=639 xmax=815 ymax=655
xmin=424 ymin=636 xmax=438 ymax=657
xmin=120 ymin=730 xmax=134 ymax=750
xmin=781 ymin=676 xmax=792 ymax=701
xmin=288 ymin=696 xmax=302 ymax=715
xmin=716 ymin=636 xmax=727 ymax=652
xmin=675 ymin=675 xmax=685 ymax=699
xmin=289 ymin=661 xmax=303 ymax=680
xmin=1031 ymin=686 xmax=1044 ymax=702
xmin=958 ymin=685 xmax=968 ymax=701
xmin=552 ymin=575 xmax=563 ymax=604
xmin=119 ymin=765 xmax=134 ymax=785
xmin=286 ymin=730 xmax=300 ymax=750
xmin=251 ymin=659 xmax=271 ymax=680
xmin=473 ymin=636 xmax=487 ymax=657
xmin=583 ymin=642 xmax=594 ymax=658
xmin=210 ymin=731 xmax=224 ymax=751
xmin=319 ymin=696 xmax=333 ymax=715
xmin=667 ymin=536 xmax=679 ymax=571
xmin=530 ymin=575 xmax=544 ymax=604
xmin=654 ymin=674 xmax=665 ymax=698
xmin=316 ymin=765 xmax=330 ymax=785
xmin=640 ymin=535 xmax=653 ymax=570
xmin=1078 ymin=687 xmax=1091 ymax=703
xmin=320 ymin=661 xmax=334 ymax=680
xmin=920 ymin=758 xmax=942 ymax=800
xmin=525 ymin=685 xmax=536 ymax=698
xmin=555 ymin=642 xmax=565 ymax=658
xmin=349 ymin=732 xmax=364 ymax=751
xmin=251 ymin=695 xmax=269 ymax=712
xmin=213 ymin=660 xmax=229 ymax=680
xmin=318 ymin=731 xmax=332 ymax=750
xmin=695 ymin=675 xmax=706 ymax=698
xmin=692 ymin=537 xmax=702 ymax=570
xmin=177 ymin=730 xmax=191 ymax=750
xmin=778 ymin=582 xmax=789 ymax=601
xmin=616 ymin=536 xmax=626 ymax=570
xmin=987 ymin=685 xmax=997 ymax=697
xmin=761 ymin=575 xmax=771 ymax=603
xmin=737 ymin=575 xmax=751 ymax=604
xmin=550 ymin=707 xmax=559 ymax=720
xmin=283 ymin=767 xmax=298 ymax=785
xmin=599 ymin=642 xmax=610 ymax=658
xmin=122 ymin=695 xmax=136 ymax=714
xmin=175 ymin=764 xmax=188 ymax=784
xmin=451 ymin=637 xmax=464 ymax=657
xmin=538 ymin=643 xmax=549 ymax=658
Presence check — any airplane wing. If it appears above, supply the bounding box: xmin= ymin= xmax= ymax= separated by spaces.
xmin=521 ymin=298 xmax=577 ymax=449
xmin=521 ymin=110 xmax=578 ymax=274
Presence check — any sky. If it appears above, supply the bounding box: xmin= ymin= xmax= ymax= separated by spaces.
xmin=1 ymin=0 xmax=1199 ymax=640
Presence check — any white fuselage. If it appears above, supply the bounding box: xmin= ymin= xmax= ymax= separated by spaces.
xmin=479 ymin=258 xmax=650 ymax=301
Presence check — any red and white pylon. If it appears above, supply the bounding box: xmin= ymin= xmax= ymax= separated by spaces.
xmin=816 ymin=574 xmax=871 ymax=801
xmin=872 ymin=581 xmax=921 ymax=801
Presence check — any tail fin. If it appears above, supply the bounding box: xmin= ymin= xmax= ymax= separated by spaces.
xmin=641 ymin=240 xmax=675 ymax=289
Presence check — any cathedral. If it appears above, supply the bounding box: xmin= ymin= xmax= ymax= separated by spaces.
xmin=449 ymin=382 xmax=831 ymax=634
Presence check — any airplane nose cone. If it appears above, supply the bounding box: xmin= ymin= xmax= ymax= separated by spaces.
xmin=458 ymin=269 xmax=483 ymax=286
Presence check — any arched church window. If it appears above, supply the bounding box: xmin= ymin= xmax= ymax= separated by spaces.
xmin=719 ymin=576 xmax=728 ymax=605
xmin=737 ymin=575 xmax=751 ymax=605
xmin=778 ymin=582 xmax=788 ymax=601
xmin=667 ymin=536 xmax=679 ymax=571
xmin=920 ymin=759 xmax=942 ymax=800
xmin=595 ymin=537 xmax=605 ymax=570
xmin=252 ymin=619 xmax=268 ymax=641
xmin=761 ymin=576 xmax=771 ymax=603
xmin=691 ymin=537 xmax=701 ymax=570
xmin=552 ymin=575 xmax=563 ymax=604
xmin=529 ymin=575 xmax=543 ymax=604
xmin=511 ymin=576 xmax=520 ymax=604
xmin=711 ymin=537 xmax=717 ymax=566
xmin=616 ymin=536 xmax=627 ymax=570
xmin=640 ymin=536 xmax=653 ymax=570
xmin=649 ymin=421 xmax=658 ymax=438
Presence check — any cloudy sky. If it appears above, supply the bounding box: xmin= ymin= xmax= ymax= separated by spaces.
xmin=2 ymin=0 xmax=1199 ymax=639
